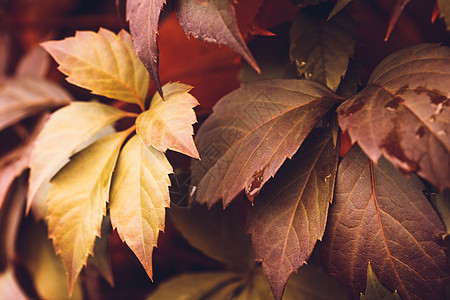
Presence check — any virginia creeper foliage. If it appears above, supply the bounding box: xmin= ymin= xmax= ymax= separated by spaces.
xmin=0 ymin=0 xmax=449 ymax=299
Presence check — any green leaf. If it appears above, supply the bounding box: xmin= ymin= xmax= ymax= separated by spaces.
xmin=89 ymin=215 xmax=114 ymax=286
xmin=361 ymin=263 xmax=401 ymax=300
xmin=147 ymin=264 xmax=347 ymax=300
xmin=0 ymin=76 xmax=71 ymax=131
xmin=109 ymin=135 xmax=173 ymax=280
xmin=41 ymin=28 xmax=149 ymax=108
xmin=147 ymin=272 xmax=242 ymax=299
xmin=430 ymin=189 xmax=450 ymax=235
xmin=321 ymin=146 xmax=448 ymax=299
xmin=192 ymin=79 xmax=340 ymax=207
xmin=136 ymin=82 xmax=200 ymax=159
xmin=328 ymin=0 xmax=354 ymax=19
xmin=337 ymin=44 xmax=450 ymax=191
xmin=169 ymin=199 xmax=252 ymax=269
xmin=248 ymin=128 xmax=339 ymax=300
xmin=176 ymin=0 xmax=259 ymax=73
xmin=126 ymin=0 xmax=165 ymax=96
xmin=290 ymin=10 xmax=357 ymax=91
xmin=17 ymin=220 xmax=83 ymax=300
xmin=283 ymin=263 xmax=347 ymax=300
xmin=46 ymin=129 xmax=130 ymax=294
xmin=439 ymin=0 xmax=450 ymax=31
xmin=28 ymin=102 xmax=130 ymax=213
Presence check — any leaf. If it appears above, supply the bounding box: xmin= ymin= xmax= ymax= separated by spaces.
xmin=126 ymin=0 xmax=165 ymax=97
xmin=283 ymin=263 xmax=347 ymax=300
xmin=248 ymin=128 xmax=339 ymax=300
xmin=289 ymin=10 xmax=357 ymax=92
xmin=0 ymin=115 xmax=46 ymax=209
xmin=385 ymin=0 xmax=411 ymax=41
xmin=136 ymin=82 xmax=199 ymax=158
xmin=361 ymin=262 xmax=401 ymax=300
xmin=321 ymin=145 xmax=448 ymax=299
xmin=147 ymin=264 xmax=346 ymax=299
xmin=439 ymin=0 xmax=450 ymax=31
xmin=46 ymin=129 xmax=130 ymax=294
xmin=328 ymin=0 xmax=354 ymax=20
xmin=176 ymin=0 xmax=260 ymax=73
xmin=0 ymin=76 xmax=71 ymax=132
xmin=89 ymin=215 xmax=114 ymax=286
xmin=430 ymin=189 xmax=450 ymax=235
xmin=0 ymin=268 xmax=27 ymax=300
xmin=0 ymin=176 xmax=26 ymax=271
xmin=28 ymin=102 xmax=130 ymax=212
xmin=41 ymin=28 xmax=149 ymax=108
xmin=240 ymin=27 xmax=298 ymax=83
xmin=169 ymin=199 xmax=252 ymax=269
xmin=147 ymin=271 xmax=242 ymax=299
xmin=337 ymin=43 xmax=450 ymax=191
xmin=17 ymin=220 xmax=83 ymax=300
xmin=109 ymin=135 xmax=173 ymax=280
xmin=16 ymin=45 xmax=50 ymax=78
xmin=191 ymin=79 xmax=340 ymax=207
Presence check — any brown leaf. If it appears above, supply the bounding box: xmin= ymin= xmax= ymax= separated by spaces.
xmin=0 ymin=76 xmax=72 ymax=132
xmin=15 ymin=45 xmax=50 ymax=78
xmin=0 ymin=115 xmax=47 ymax=209
xmin=176 ymin=0 xmax=260 ymax=73
xmin=192 ymin=79 xmax=340 ymax=207
xmin=338 ymin=43 xmax=450 ymax=191
xmin=289 ymin=10 xmax=357 ymax=91
xmin=126 ymin=0 xmax=165 ymax=96
xmin=248 ymin=129 xmax=339 ymax=300
xmin=385 ymin=0 xmax=411 ymax=41
xmin=321 ymin=145 xmax=448 ymax=299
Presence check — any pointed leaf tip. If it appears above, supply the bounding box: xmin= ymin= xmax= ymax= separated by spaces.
xmin=46 ymin=130 xmax=130 ymax=294
xmin=176 ymin=0 xmax=260 ymax=74
xmin=41 ymin=28 xmax=149 ymax=107
xmin=136 ymin=82 xmax=200 ymax=159
xmin=110 ymin=135 xmax=173 ymax=281
xmin=127 ymin=0 xmax=166 ymax=98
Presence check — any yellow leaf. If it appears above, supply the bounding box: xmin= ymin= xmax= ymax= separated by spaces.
xmin=109 ymin=135 xmax=173 ymax=280
xmin=46 ymin=129 xmax=131 ymax=295
xmin=41 ymin=28 xmax=149 ymax=108
xmin=28 ymin=102 xmax=130 ymax=213
xmin=136 ymin=83 xmax=200 ymax=158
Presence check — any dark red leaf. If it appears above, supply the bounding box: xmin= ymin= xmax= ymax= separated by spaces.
xmin=321 ymin=145 xmax=448 ymax=299
xmin=126 ymin=0 xmax=165 ymax=96
xmin=248 ymin=128 xmax=339 ymax=300
xmin=385 ymin=0 xmax=411 ymax=41
xmin=176 ymin=0 xmax=260 ymax=73
xmin=338 ymin=44 xmax=450 ymax=191
xmin=191 ymin=79 xmax=341 ymax=207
